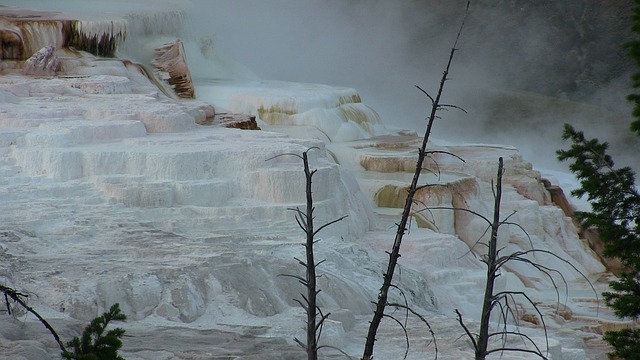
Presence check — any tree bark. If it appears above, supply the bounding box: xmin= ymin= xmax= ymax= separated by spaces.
xmin=361 ymin=3 xmax=470 ymax=359
xmin=476 ymin=157 xmax=504 ymax=360
xmin=302 ymin=151 xmax=318 ymax=360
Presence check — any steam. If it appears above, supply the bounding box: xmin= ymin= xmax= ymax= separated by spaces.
xmin=185 ymin=0 xmax=453 ymax=126
xmin=5 ymin=0 xmax=636 ymax=171
xmin=185 ymin=0 xmax=637 ymax=172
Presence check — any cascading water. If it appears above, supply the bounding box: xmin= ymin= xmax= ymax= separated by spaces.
xmin=0 ymin=0 xmax=186 ymax=61
xmin=69 ymin=20 xmax=127 ymax=57
xmin=17 ymin=21 xmax=65 ymax=58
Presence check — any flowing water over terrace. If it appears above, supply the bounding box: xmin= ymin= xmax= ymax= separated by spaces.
xmin=0 ymin=2 xmax=620 ymax=359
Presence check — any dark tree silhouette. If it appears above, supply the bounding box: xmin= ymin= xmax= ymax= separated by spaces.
xmin=270 ymin=148 xmax=347 ymax=360
xmin=361 ymin=3 xmax=470 ymax=359
xmin=442 ymin=158 xmax=595 ymax=359
xmin=558 ymin=124 xmax=640 ymax=358
xmin=62 ymin=303 xmax=127 ymax=360
xmin=1 ymin=284 xmax=66 ymax=353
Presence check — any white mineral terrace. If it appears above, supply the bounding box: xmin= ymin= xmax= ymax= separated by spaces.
xmin=0 ymin=3 xmax=623 ymax=360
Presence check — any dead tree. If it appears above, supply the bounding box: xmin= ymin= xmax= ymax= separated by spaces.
xmin=447 ymin=158 xmax=596 ymax=360
xmin=1 ymin=284 xmax=66 ymax=353
xmin=361 ymin=2 xmax=470 ymax=359
xmin=270 ymin=148 xmax=347 ymax=360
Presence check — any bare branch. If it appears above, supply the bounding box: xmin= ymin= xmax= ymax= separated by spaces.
xmin=389 ymin=302 xmax=438 ymax=359
xmin=487 ymin=331 xmax=546 ymax=358
xmin=265 ymin=153 xmax=304 ymax=162
xmin=425 ymin=150 xmax=466 ymax=163
xmin=293 ymin=299 xmax=309 ymax=312
xmin=313 ymin=215 xmax=348 ymax=237
xmin=438 ymin=103 xmax=468 ymax=113
xmin=500 ymin=221 xmax=535 ymax=249
xmin=383 ymin=313 xmax=411 ymax=360
xmin=415 ymin=85 xmax=435 ymax=105
xmin=1 ymin=285 xmax=66 ymax=353
xmin=294 ymin=215 xmax=307 ymax=233
xmin=455 ymin=309 xmax=478 ymax=351
xmin=278 ymin=273 xmax=308 ymax=284
xmin=417 ymin=206 xmax=493 ymax=227
xmin=493 ymin=290 xmax=550 ymax=357
xmin=316 ymin=345 xmax=355 ymax=359
xmin=499 ymin=210 xmax=518 ymax=224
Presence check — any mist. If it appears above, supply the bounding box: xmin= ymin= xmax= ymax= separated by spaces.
xmin=185 ymin=0 xmax=638 ymax=172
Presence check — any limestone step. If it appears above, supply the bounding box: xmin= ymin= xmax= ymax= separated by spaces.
xmin=0 ymin=128 xmax=26 ymax=146
xmin=0 ymin=165 xmax=21 ymax=177
xmin=92 ymin=175 xmax=233 ymax=207
xmin=23 ymin=120 xmax=147 ymax=147
xmin=0 ymin=153 xmax=16 ymax=165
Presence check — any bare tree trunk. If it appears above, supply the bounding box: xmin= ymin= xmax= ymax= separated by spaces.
xmin=274 ymin=149 xmax=347 ymax=359
xmin=476 ymin=157 xmax=504 ymax=360
xmin=361 ymin=3 xmax=470 ymax=359
xmin=302 ymin=151 xmax=318 ymax=360
xmin=454 ymin=155 xmax=594 ymax=358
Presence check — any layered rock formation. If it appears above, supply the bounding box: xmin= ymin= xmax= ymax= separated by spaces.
xmin=23 ymin=44 xmax=58 ymax=75
xmin=0 ymin=4 xmax=184 ymax=60
xmin=205 ymin=113 xmax=261 ymax=130
xmin=0 ymin=2 xmax=620 ymax=360
xmin=151 ymin=39 xmax=195 ymax=99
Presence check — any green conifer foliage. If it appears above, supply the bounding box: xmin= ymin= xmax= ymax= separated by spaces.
xmin=558 ymin=125 xmax=640 ymax=266
xmin=558 ymin=124 xmax=640 ymax=358
xmin=62 ymin=303 xmax=127 ymax=360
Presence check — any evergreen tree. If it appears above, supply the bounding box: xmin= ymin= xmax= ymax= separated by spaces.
xmin=558 ymin=1 xmax=640 ymax=357
xmin=62 ymin=303 xmax=127 ymax=360
xmin=557 ymin=126 xmax=640 ymax=358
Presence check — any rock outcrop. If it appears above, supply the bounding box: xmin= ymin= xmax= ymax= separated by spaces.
xmin=203 ymin=113 xmax=261 ymax=130
xmin=23 ymin=45 xmax=58 ymax=75
xmin=151 ymin=39 xmax=195 ymax=99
